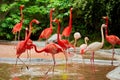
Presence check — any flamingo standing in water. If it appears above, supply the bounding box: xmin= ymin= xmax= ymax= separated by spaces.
xmin=62 ymin=8 xmax=73 ymax=38
xmin=31 ymin=43 xmax=67 ymax=72
xmin=79 ymin=37 xmax=89 ymax=62
xmin=102 ymin=16 xmax=120 ymax=65
xmin=39 ymin=8 xmax=55 ymax=44
xmin=12 ymin=5 xmax=24 ymax=40
xmin=15 ymin=19 xmax=39 ymax=69
xmin=53 ymin=18 xmax=75 ymax=52
xmin=25 ymin=27 xmax=32 ymax=61
xmin=84 ymin=24 xmax=106 ymax=65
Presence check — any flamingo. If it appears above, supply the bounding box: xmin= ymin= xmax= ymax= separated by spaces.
xmin=74 ymin=32 xmax=81 ymax=47
xmin=62 ymin=8 xmax=73 ymax=38
xmin=12 ymin=5 xmax=24 ymax=40
xmin=25 ymin=27 xmax=33 ymax=61
xmin=39 ymin=8 xmax=55 ymax=44
xmin=53 ymin=18 xmax=75 ymax=51
xmin=84 ymin=24 xmax=106 ymax=65
xmin=79 ymin=37 xmax=89 ymax=62
xmin=31 ymin=43 xmax=67 ymax=72
xmin=15 ymin=19 xmax=39 ymax=69
xmin=102 ymin=16 xmax=120 ymax=65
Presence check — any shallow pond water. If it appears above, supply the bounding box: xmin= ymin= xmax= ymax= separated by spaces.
xmin=10 ymin=63 xmax=115 ymax=80
xmin=0 ymin=42 xmax=119 ymax=80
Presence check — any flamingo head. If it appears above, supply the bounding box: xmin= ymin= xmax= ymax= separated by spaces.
xmin=101 ymin=24 xmax=107 ymax=28
xmin=31 ymin=19 xmax=40 ymax=24
xmin=52 ymin=8 xmax=55 ymax=11
xmin=85 ymin=37 xmax=89 ymax=41
xmin=74 ymin=32 xmax=81 ymax=40
xmin=52 ymin=18 xmax=59 ymax=23
xmin=70 ymin=7 xmax=73 ymax=11
xmin=20 ymin=5 xmax=24 ymax=10
xmin=102 ymin=16 xmax=108 ymax=21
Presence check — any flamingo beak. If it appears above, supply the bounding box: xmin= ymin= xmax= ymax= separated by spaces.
xmin=20 ymin=5 xmax=24 ymax=9
xmin=102 ymin=16 xmax=106 ymax=19
xmin=52 ymin=18 xmax=57 ymax=22
xmin=52 ymin=8 xmax=55 ymax=11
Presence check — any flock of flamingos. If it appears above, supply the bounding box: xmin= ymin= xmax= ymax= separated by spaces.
xmin=12 ymin=5 xmax=120 ymax=71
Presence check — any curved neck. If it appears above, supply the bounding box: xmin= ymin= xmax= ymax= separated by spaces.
xmin=24 ymin=21 xmax=32 ymax=44
xmin=105 ymin=19 xmax=108 ymax=36
xmin=25 ymin=28 xmax=29 ymax=39
xmin=69 ymin=9 xmax=72 ymax=28
xmin=101 ymin=26 xmax=104 ymax=44
xmin=57 ymin=21 xmax=60 ymax=42
xmin=32 ymin=44 xmax=45 ymax=53
xmin=85 ymin=38 xmax=88 ymax=45
xmin=20 ymin=8 xmax=23 ymax=21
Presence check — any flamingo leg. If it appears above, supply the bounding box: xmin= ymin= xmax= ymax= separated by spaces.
xmin=111 ymin=46 xmax=115 ymax=65
xmin=29 ymin=50 xmax=31 ymax=64
xmin=90 ymin=51 xmax=95 ymax=72
xmin=18 ymin=58 xmax=29 ymax=70
xmin=18 ymin=31 xmax=20 ymax=40
xmin=15 ymin=57 xmax=18 ymax=68
xmin=90 ymin=51 xmax=94 ymax=65
xmin=45 ymin=39 xmax=48 ymax=46
xmin=52 ymin=54 xmax=56 ymax=73
xmin=63 ymin=51 xmax=68 ymax=70
xmin=16 ymin=55 xmax=28 ymax=70
xmin=14 ymin=33 xmax=17 ymax=41
xmin=25 ymin=49 xmax=29 ymax=62
xmin=81 ymin=54 xmax=85 ymax=66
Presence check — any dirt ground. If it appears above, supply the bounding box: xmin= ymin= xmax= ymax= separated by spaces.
xmin=0 ymin=44 xmax=73 ymax=59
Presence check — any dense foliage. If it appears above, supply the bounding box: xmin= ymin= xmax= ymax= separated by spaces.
xmin=0 ymin=0 xmax=120 ymax=42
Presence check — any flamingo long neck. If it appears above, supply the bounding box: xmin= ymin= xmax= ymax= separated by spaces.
xmin=50 ymin=9 xmax=53 ymax=28
xmin=85 ymin=38 xmax=88 ymax=45
xmin=20 ymin=8 xmax=23 ymax=21
xmin=105 ymin=19 xmax=108 ymax=37
xmin=32 ymin=44 xmax=45 ymax=53
xmin=25 ymin=28 xmax=29 ymax=39
xmin=24 ymin=20 xmax=33 ymax=44
xmin=101 ymin=26 xmax=104 ymax=44
xmin=69 ymin=9 xmax=72 ymax=28
xmin=57 ymin=21 xmax=60 ymax=42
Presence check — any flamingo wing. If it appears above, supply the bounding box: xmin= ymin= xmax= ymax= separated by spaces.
xmin=44 ymin=43 xmax=63 ymax=54
xmin=106 ymin=35 xmax=120 ymax=45
xmin=12 ymin=22 xmax=22 ymax=34
xmin=39 ymin=28 xmax=53 ymax=39
xmin=85 ymin=42 xmax=103 ymax=52
xmin=62 ymin=26 xmax=72 ymax=37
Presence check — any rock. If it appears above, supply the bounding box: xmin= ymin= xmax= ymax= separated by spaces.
xmin=106 ymin=66 xmax=120 ymax=80
xmin=47 ymin=33 xmax=61 ymax=43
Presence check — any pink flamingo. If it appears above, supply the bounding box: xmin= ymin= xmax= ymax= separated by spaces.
xmin=31 ymin=43 xmax=67 ymax=72
xmin=79 ymin=37 xmax=89 ymax=62
xmin=102 ymin=16 xmax=120 ymax=65
xmin=39 ymin=8 xmax=55 ymax=44
xmin=74 ymin=32 xmax=81 ymax=47
xmin=12 ymin=5 xmax=24 ymax=40
xmin=84 ymin=24 xmax=106 ymax=65
xmin=25 ymin=27 xmax=33 ymax=61
xmin=62 ymin=8 xmax=73 ymax=38
xmin=53 ymin=18 xmax=75 ymax=51
xmin=15 ymin=19 xmax=39 ymax=69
